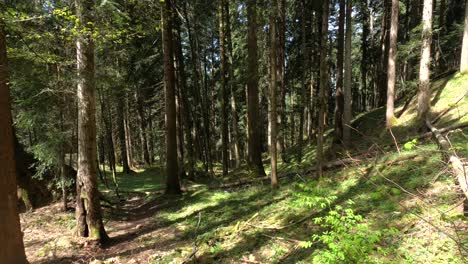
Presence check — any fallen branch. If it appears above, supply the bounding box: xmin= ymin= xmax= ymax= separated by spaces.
xmin=182 ymin=211 xmax=202 ymax=264
xmin=426 ymin=119 xmax=468 ymax=216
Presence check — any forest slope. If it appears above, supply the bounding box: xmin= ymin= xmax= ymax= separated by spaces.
xmin=22 ymin=73 xmax=468 ymax=263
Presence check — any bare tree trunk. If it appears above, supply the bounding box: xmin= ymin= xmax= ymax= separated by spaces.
xmin=334 ymin=0 xmax=345 ymax=144
xmin=277 ymin=0 xmax=287 ymax=161
xmin=163 ymin=0 xmax=181 ymax=194
xmin=461 ymin=0 xmax=468 ymax=72
xmin=116 ymin=96 xmax=131 ymax=174
xmin=270 ymin=0 xmax=278 ymax=188
xmin=317 ymin=0 xmax=329 ymax=178
xmin=219 ymin=0 xmax=229 ymax=176
xmin=386 ymin=0 xmax=399 ymax=128
xmin=298 ymin=0 xmax=308 ymax=162
xmin=174 ymin=10 xmax=195 ymax=180
xmin=225 ymin=0 xmax=241 ymax=167
xmin=417 ymin=0 xmax=434 ymax=125
xmin=75 ymin=0 xmax=108 ymax=243
xmin=247 ymin=0 xmax=266 ymax=176
xmin=0 ymin=18 xmax=28 ymax=263
xmin=343 ymin=0 xmax=352 ymax=147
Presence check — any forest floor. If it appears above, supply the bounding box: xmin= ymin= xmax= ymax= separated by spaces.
xmin=22 ymin=73 xmax=468 ymax=263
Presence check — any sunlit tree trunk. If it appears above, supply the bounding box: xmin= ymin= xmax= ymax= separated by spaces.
xmin=0 ymin=17 xmax=28 ymax=264
xmin=75 ymin=0 xmax=108 ymax=243
xmin=417 ymin=0 xmax=434 ymax=124
xmin=386 ymin=0 xmax=399 ymax=128
xmin=162 ymin=0 xmax=181 ymax=194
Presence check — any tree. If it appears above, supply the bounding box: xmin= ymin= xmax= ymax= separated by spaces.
xmin=246 ymin=0 xmax=266 ymax=176
xmin=75 ymin=0 xmax=109 ymax=243
xmin=317 ymin=0 xmax=329 ymax=178
xmin=334 ymin=0 xmax=345 ymax=144
xmin=270 ymin=0 xmax=278 ymax=188
xmin=417 ymin=0 xmax=434 ymax=124
xmin=219 ymin=0 xmax=229 ymax=176
xmin=385 ymin=0 xmax=399 ymax=128
xmin=0 ymin=17 xmax=29 ymax=264
xmin=162 ymin=0 xmax=181 ymax=194
xmin=461 ymin=0 xmax=468 ymax=72
xmin=343 ymin=0 xmax=352 ymax=147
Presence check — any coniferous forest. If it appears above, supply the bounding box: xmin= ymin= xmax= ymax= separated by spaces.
xmin=1 ymin=0 xmax=468 ymax=263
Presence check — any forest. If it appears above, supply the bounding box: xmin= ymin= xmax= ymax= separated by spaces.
xmin=1 ymin=0 xmax=468 ymax=263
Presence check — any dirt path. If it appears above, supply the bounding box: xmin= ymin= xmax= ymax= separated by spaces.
xmin=22 ymin=193 xmax=189 ymax=264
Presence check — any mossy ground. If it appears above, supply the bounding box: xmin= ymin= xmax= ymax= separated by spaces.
xmin=22 ymin=73 xmax=468 ymax=263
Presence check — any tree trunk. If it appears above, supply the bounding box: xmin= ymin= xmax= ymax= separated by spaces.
xmin=174 ymin=9 xmax=195 ymax=180
xmin=343 ymin=0 xmax=352 ymax=147
xmin=417 ymin=0 xmax=434 ymax=125
xmin=334 ymin=0 xmax=345 ymax=144
xmin=247 ymin=0 xmax=266 ymax=176
xmin=460 ymin=0 xmax=468 ymax=72
xmin=75 ymin=0 xmax=108 ymax=243
xmin=270 ymin=0 xmax=278 ymax=188
xmin=360 ymin=0 xmax=370 ymax=111
xmin=386 ymin=0 xmax=399 ymax=128
xmin=298 ymin=0 xmax=308 ymax=162
xmin=225 ymin=0 xmax=241 ymax=167
xmin=219 ymin=0 xmax=229 ymax=176
xmin=277 ymin=0 xmax=287 ymax=161
xmin=317 ymin=0 xmax=329 ymax=178
xmin=135 ymin=88 xmax=150 ymax=166
xmin=0 ymin=18 xmax=28 ymax=264
xmin=116 ymin=96 xmax=131 ymax=174
xmin=163 ymin=0 xmax=181 ymax=194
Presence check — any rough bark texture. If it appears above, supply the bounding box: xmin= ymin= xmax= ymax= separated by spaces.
xmin=163 ymin=0 xmax=181 ymax=194
xmin=317 ymin=0 xmax=329 ymax=178
xmin=343 ymin=0 xmax=352 ymax=147
xmin=75 ymin=0 xmax=108 ymax=243
xmin=270 ymin=0 xmax=278 ymax=188
xmin=247 ymin=0 xmax=266 ymax=176
xmin=460 ymin=0 xmax=468 ymax=72
xmin=0 ymin=18 xmax=29 ymax=264
xmin=386 ymin=0 xmax=399 ymax=128
xmin=334 ymin=0 xmax=345 ymax=144
xmin=417 ymin=0 xmax=433 ymax=124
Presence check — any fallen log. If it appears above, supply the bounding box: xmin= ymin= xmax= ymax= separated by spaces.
xmin=426 ymin=119 xmax=468 ymax=216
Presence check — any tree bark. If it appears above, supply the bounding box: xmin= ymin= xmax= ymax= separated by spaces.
xmin=317 ymin=0 xmax=329 ymax=178
xmin=386 ymin=0 xmax=399 ymax=128
xmin=270 ymin=0 xmax=278 ymax=188
xmin=163 ymin=0 xmax=181 ymax=194
xmin=75 ymin=0 xmax=108 ymax=243
xmin=343 ymin=0 xmax=352 ymax=147
xmin=247 ymin=0 xmax=266 ymax=176
xmin=219 ymin=0 xmax=229 ymax=176
xmin=225 ymin=0 xmax=242 ymax=167
xmin=417 ymin=0 xmax=434 ymax=125
xmin=334 ymin=0 xmax=345 ymax=144
xmin=116 ymin=96 xmax=131 ymax=174
xmin=0 ymin=17 xmax=29 ymax=264
xmin=460 ymin=0 xmax=468 ymax=72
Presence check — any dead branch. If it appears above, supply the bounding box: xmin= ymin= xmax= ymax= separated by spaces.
xmin=426 ymin=119 xmax=468 ymax=216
